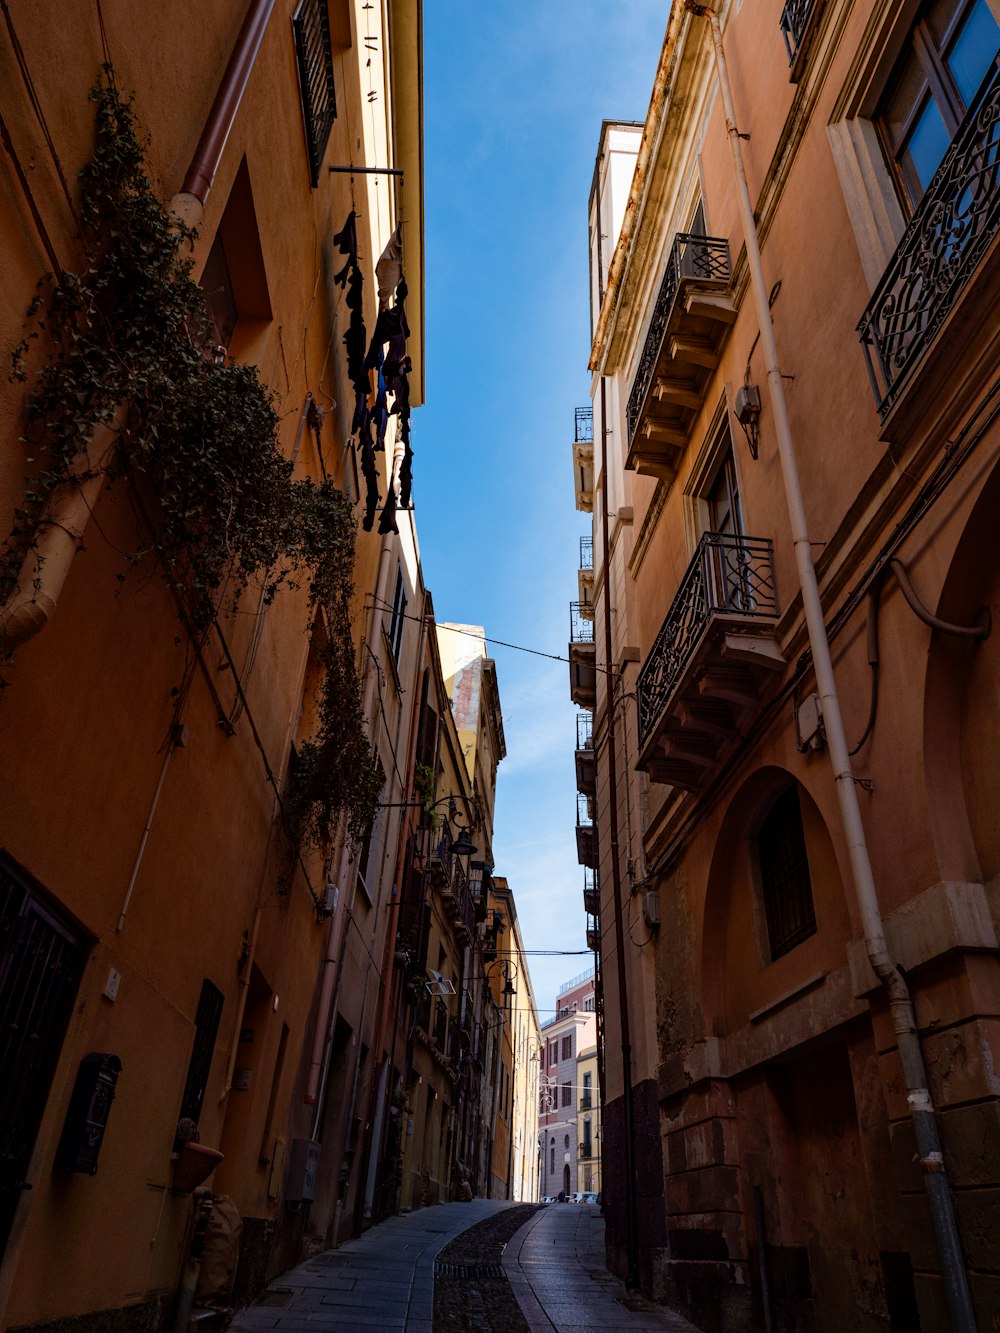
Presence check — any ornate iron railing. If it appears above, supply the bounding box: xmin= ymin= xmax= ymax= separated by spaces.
xmin=576 ymin=712 xmax=593 ymax=750
xmin=779 ymin=0 xmax=816 ymax=65
xmin=452 ymin=859 xmax=475 ymax=939
xmin=858 ymin=62 xmax=1000 ymax=420
xmin=570 ymin=602 xmax=595 ymax=645
xmin=579 ymin=535 xmax=593 ymax=571
xmin=626 ymin=233 xmax=731 ymax=442
xmin=636 ymin=532 xmax=779 ymax=746
xmin=574 ymin=406 xmax=594 ymax=444
xmin=577 ymin=793 xmax=593 ymax=829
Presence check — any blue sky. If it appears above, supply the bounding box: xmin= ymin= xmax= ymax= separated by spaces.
xmin=414 ymin=3 xmax=666 ymax=1018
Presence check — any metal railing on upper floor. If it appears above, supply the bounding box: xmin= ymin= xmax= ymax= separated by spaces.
xmin=857 ymin=61 xmax=1000 ymax=420
xmin=636 ymin=533 xmax=778 ymax=747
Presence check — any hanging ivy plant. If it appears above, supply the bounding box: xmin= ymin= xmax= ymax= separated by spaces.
xmin=3 ymin=69 xmax=380 ymax=850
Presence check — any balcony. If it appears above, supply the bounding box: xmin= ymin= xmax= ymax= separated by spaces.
xmin=575 ymin=712 xmax=595 ymax=796
xmin=779 ymin=0 xmax=824 ymax=80
xmin=586 ymin=926 xmax=600 ymax=953
xmin=636 ymin=533 xmax=784 ymax=790
xmin=568 ymin=602 xmax=597 ymax=710
xmin=428 ymin=835 xmax=453 ymax=888
xmin=576 ymin=793 xmax=596 ymax=869
xmin=626 ymin=234 xmax=735 ymax=480
xmin=578 ymin=535 xmax=594 ymax=611
xmin=858 ymin=63 xmax=1000 ymax=433
xmin=583 ymin=867 xmax=599 ymax=918
xmin=441 ymin=858 xmax=475 ymax=946
xmin=573 ymin=406 xmax=594 ymax=513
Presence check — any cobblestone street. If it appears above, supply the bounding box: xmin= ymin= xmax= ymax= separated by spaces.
xmin=227 ymin=1201 xmax=702 ymax=1333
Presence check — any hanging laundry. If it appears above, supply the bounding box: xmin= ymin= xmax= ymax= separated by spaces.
xmin=333 ymin=210 xmax=382 ymax=530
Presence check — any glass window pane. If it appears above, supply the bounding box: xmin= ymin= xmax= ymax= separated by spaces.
xmin=946 ymin=1 xmax=1000 ymax=106
xmin=926 ymin=0 xmax=966 ymax=46
xmin=902 ymin=94 xmax=952 ymax=195
xmin=884 ymin=55 xmax=930 ymax=154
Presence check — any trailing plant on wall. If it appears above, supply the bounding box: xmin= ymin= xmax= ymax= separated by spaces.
xmin=3 ymin=68 xmax=379 ymax=849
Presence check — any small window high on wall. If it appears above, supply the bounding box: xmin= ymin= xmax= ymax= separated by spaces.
xmin=756 ymin=785 xmax=817 ymax=960
xmin=293 ymin=0 xmax=337 ymax=187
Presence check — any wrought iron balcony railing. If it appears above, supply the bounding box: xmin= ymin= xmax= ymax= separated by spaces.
xmin=779 ymin=0 xmax=816 ymax=65
xmin=577 ymin=793 xmax=593 ymax=829
xmin=626 ymin=233 xmax=731 ymax=443
xmin=576 ymin=712 xmax=593 ymax=750
xmin=858 ymin=62 xmax=1000 ymax=420
xmin=575 ymin=406 xmax=594 ymax=444
xmin=637 ymin=533 xmax=779 ymax=747
xmin=570 ymin=602 xmax=595 ymax=645
xmin=579 ymin=535 xmax=594 ymax=571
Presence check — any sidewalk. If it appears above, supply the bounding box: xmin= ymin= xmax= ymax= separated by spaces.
xmin=226 ymin=1198 xmax=509 ymax=1333
xmin=503 ymin=1203 xmax=703 ymax=1332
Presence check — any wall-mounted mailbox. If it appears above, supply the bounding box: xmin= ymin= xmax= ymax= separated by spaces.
xmin=56 ymin=1053 xmax=122 ymax=1175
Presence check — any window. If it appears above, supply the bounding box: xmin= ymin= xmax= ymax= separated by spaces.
xmin=582 ymin=1072 xmax=592 ymax=1110
xmin=293 ymin=0 xmax=337 ymax=187
xmin=756 ymin=785 xmax=817 ymax=960
xmin=561 ymin=1034 xmax=573 ymax=1061
xmin=582 ymin=1119 xmax=592 ymax=1158
xmin=199 ymin=160 xmax=272 ymax=355
xmin=828 ymin=0 xmax=1000 ymax=287
xmin=562 ymin=1083 xmax=571 ymax=1107
xmin=0 ymin=859 xmax=88 ymax=1255
xmin=584 ymin=996 xmax=595 ymax=1012
xmin=876 ymin=0 xmax=999 ymax=211
xmin=550 ymin=1145 xmax=555 ymax=1174
xmin=706 ymin=445 xmax=743 ymax=540
xmin=387 ymin=567 xmax=406 ymax=665
xmin=549 ymin=1041 xmax=558 ymax=1067
xmin=179 ymin=980 xmax=225 ymax=1126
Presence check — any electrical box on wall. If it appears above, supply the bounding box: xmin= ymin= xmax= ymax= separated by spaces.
xmin=286 ymin=1137 xmax=321 ymax=1203
xmin=643 ymin=891 xmax=661 ymax=930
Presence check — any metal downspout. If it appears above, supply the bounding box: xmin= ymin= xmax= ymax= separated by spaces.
xmin=686 ymin=7 xmax=976 ymax=1328
xmin=169 ymin=0 xmax=276 ymax=227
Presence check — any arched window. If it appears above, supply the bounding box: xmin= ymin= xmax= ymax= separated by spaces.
xmin=756 ymin=785 xmax=816 ymax=960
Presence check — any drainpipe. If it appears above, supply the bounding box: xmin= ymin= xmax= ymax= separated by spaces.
xmin=0 ymin=408 xmax=125 ymax=652
xmin=168 ymin=0 xmax=275 ymax=228
xmin=684 ymin=7 xmax=976 ymax=1329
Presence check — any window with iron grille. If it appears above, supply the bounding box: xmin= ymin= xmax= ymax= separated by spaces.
xmin=757 ymin=786 xmax=817 ymax=960
xmin=179 ymin=980 xmax=225 ymax=1126
xmin=0 ymin=858 xmax=88 ymax=1258
xmin=388 ymin=567 xmax=407 ymax=665
xmin=293 ymin=0 xmax=337 ymax=188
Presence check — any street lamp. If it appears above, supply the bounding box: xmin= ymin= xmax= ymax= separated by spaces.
xmin=484 ymin=956 xmax=517 ymax=999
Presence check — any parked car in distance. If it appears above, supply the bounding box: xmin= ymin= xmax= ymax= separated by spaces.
xmin=541 ymin=1195 xmax=557 ymax=1204
xmin=582 ymin=1192 xmax=599 ymax=1204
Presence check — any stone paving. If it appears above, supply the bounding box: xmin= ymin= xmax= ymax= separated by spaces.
xmin=226 ymin=1198 xmax=508 ymax=1333
xmin=504 ymin=1203 xmax=703 ymax=1333
xmin=226 ymin=1199 xmax=703 ymax=1333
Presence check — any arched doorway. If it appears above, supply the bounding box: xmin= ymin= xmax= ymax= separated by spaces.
xmin=563 ymin=1163 xmax=571 ymax=1195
